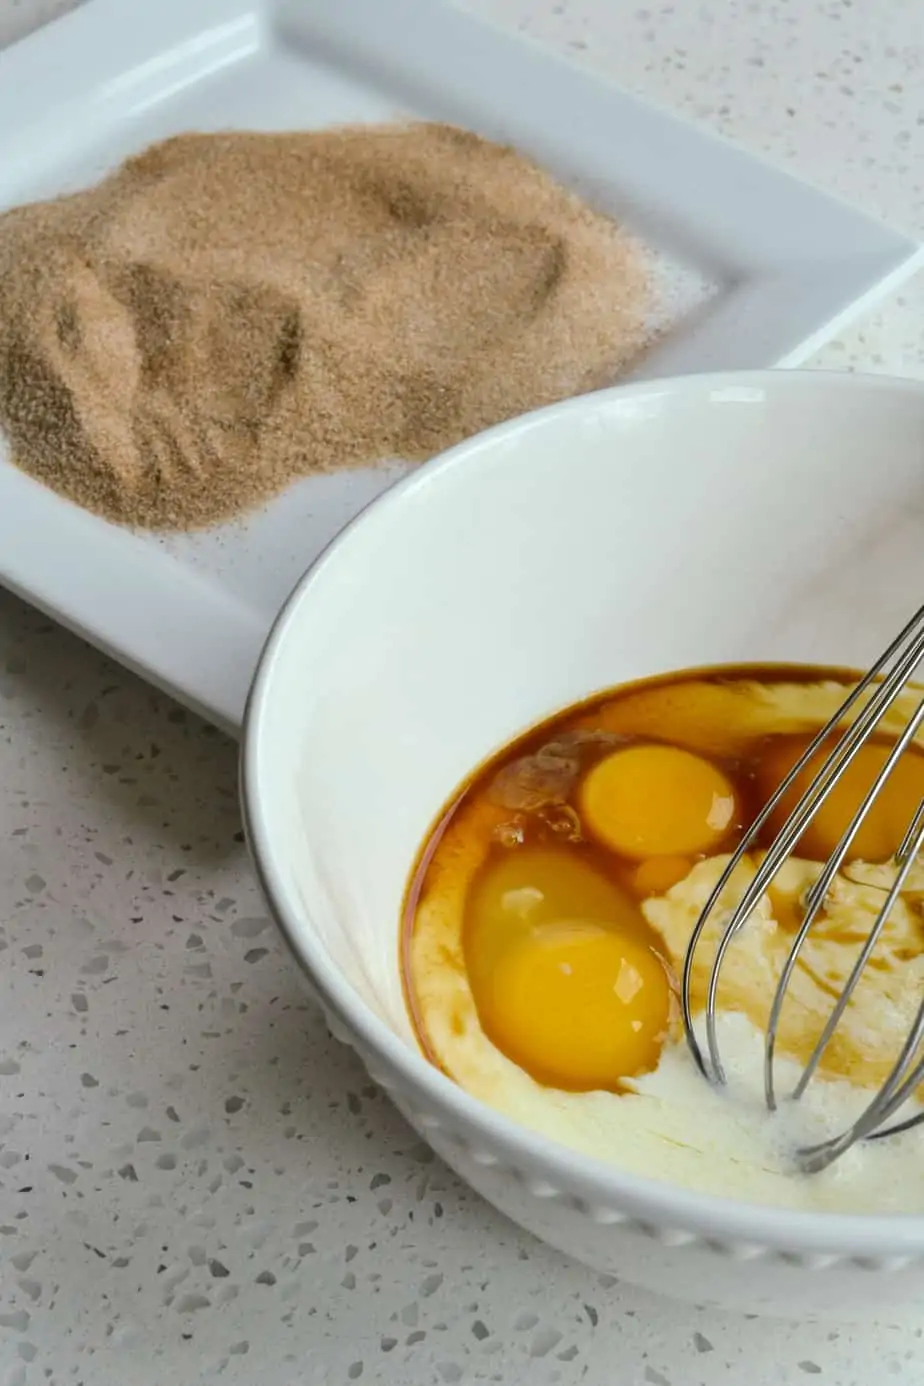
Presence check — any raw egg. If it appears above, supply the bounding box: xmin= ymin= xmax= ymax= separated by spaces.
xmin=474 ymin=920 xmax=672 ymax=1091
xmin=464 ymin=844 xmax=641 ymax=980
xmin=758 ymin=735 xmax=924 ymax=864
xmin=580 ymin=743 xmax=739 ymax=859
xmin=632 ymin=854 xmax=693 ymax=897
xmin=464 ymin=846 xmax=674 ymax=1089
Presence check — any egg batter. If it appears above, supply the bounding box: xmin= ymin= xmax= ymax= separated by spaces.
xmin=404 ymin=671 xmax=924 ymax=1211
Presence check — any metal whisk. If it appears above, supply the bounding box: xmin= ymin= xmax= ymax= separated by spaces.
xmin=682 ymin=602 xmax=924 ymax=1174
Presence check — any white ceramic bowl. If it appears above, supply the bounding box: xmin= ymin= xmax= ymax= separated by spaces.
xmin=242 ymin=370 xmax=924 ymax=1320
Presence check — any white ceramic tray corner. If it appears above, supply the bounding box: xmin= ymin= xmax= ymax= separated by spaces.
xmin=0 ymin=0 xmax=919 ymax=731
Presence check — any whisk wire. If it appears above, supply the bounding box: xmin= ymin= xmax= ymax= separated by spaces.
xmin=788 ymin=788 xmax=924 ymax=1104
xmin=683 ymin=599 xmax=924 ymax=1173
xmin=682 ymin=600 xmax=924 ymax=1087
xmin=765 ymin=694 xmax=924 ymax=1110
xmin=798 ymin=994 xmax=924 ymax=1173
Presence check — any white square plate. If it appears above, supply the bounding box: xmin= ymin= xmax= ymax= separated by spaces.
xmin=0 ymin=0 xmax=920 ymax=732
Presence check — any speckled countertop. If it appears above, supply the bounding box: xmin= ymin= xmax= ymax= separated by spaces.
xmin=2 ymin=1 xmax=924 ymax=1383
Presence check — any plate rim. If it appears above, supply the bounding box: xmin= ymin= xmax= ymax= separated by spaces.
xmin=0 ymin=0 xmax=920 ymax=731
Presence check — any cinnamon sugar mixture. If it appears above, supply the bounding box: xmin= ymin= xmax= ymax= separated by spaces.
xmin=0 ymin=123 xmax=648 ymax=530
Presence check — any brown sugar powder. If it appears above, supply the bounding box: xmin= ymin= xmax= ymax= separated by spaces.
xmin=0 ymin=123 xmax=649 ymax=530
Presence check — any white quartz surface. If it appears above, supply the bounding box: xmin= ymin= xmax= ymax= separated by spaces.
xmin=2 ymin=1 xmax=924 ymax=1383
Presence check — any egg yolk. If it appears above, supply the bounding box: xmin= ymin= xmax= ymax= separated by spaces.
xmin=475 ymin=921 xmax=671 ymax=1091
xmin=464 ymin=847 xmax=674 ymax=1089
xmin=631 ymin=854 xmax=692 ymax=897
xmin=465 ymin=845 xmax=642 ymax=984
xmin=580 ymin=744 xmax=738 ymax=859
xmin=758 ymin=735 xmax=924 ymax=864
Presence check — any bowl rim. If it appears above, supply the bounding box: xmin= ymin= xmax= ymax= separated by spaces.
xmin=242 ymin=367 xmax=924 ymax=1256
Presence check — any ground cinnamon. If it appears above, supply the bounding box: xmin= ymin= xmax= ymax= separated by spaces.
xmin=0 ymin=122 xmax=648 ymax=530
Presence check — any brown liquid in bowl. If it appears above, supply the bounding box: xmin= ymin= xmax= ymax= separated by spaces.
xmin=403 ymin=666 xmax=924 ymax=1092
